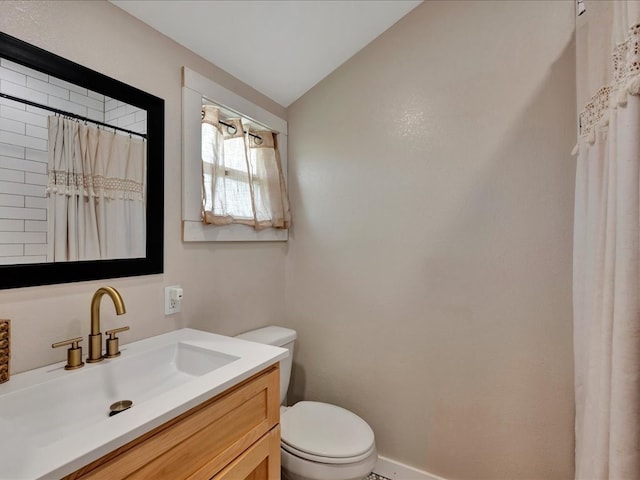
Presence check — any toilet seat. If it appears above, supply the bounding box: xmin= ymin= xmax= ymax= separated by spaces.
xmin=282 ymin=440 xmax=377 ymax=465
xmin=281 ymin=401 xmax=375 ymax=465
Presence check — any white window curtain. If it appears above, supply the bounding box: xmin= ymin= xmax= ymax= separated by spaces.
xmin=573 ymin=1 xmax=640 ymax=478
xmin=201 ymin=105 xmax=290 ymax=230
xmin=47 ymin=116 xmax=146 ymax=261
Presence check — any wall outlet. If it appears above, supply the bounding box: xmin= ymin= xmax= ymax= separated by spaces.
xmin=165 ymin=285 xmax=183 ymax=315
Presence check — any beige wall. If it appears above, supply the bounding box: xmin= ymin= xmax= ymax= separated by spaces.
xmin=1 ymin=1 xmax=577 ymax=478
xmin=285 ymin=1 xmax=576 ymax=479
xmin=0 ymin=0 xmax=287 ymax=374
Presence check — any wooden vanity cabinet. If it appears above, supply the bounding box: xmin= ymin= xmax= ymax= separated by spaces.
xmin=65 ymin=365 xmax=281 ymax=480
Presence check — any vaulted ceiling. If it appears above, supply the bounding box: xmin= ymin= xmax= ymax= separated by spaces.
xmin=110 ymin=0 xmax=422 ymax=107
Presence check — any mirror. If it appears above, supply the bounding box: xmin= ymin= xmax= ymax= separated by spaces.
xmin=0 ymin=32 xmax=164 ymax=289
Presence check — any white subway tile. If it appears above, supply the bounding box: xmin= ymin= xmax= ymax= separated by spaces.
xmin=25 ymin=148 xmax=48 ymax=164
xmin=135 ymin=110 xmax=147 ymax=122
xmin=49 ymin=77 xmax=87 ymax=96
xmin=88 ymin=90 xmax=105 ymax=102
xmin=24 ymin=196 xmax=46 ymax=209
xmin=125 ymin=104 xmax=142 ymax=115
xmin=0 ymin=67 xmax=26 ymax=86
xmin=105 ymin=98 xmax=118 ymax=111
xmin=0 ymin=130 xmax=47 ymax=151
xmin=128 ymin=121 xmax=147 ymax=134
xmin=70 ymin=91 xmax=103 ymax=111
xmin=0 ymin=155 xmax=46 ymax=174
xmin=48 ymin=96 xmax=87 ymax=117
xmin=25 ymin=104 xmax=50 ymax=117
xmin=105 ymin=98 xmax=124 ymax=109
xmin=0 ymin=141 xmax=25 ymax=159
xmin=0 ymin=117 xmax=25 ymax=135
xmin=26 ymin=124 xmax=47 ymax=140
xmin=0 ymin=193 xmax=24 ymax=207
xmin=0 ymin=59 xmax=48 ymax=81
xmin=0 ymin=219 xmax=23 ymax=231
xmin=0 ymin=180 xmax=46 ymax=198
xmin=0 ymin=231 xmax=46 ymax=243
xmin=0 ymin=96 xmax=26 ymax=110
xmin=25 ymin=220 xmax=47 ymax=231
xmin=0 ymin=255 xmax=46 ymax=264
xmin=1 ymin=105 xmax=48 ymax=127
xmin=86 ymin=108 xmax=104 ymax=122
xmin=24 ymin=243 xmax=47 ymax=255
xmin=26 ymin=76 xmax=69 ymax=100
xmin=116 ymin=113 xmax=136 ymax=127
xmin=1 ymin=80 xmax=48 ymax=104
xmin=0 ymin=244 xmax=23 ymax=257
xmin=0 ymin=205 xmax=45 ymax=221
xmin=105 ymin=105 xmax=127 ymax=121
xmin=0 ymin=167 xmax=24 ymax=183
xmin=25 ymin=172 xmax=47 ymax=186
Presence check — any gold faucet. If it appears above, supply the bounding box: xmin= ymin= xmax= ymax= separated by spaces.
xmin=87 ymin=287 xmax=126 ymax=363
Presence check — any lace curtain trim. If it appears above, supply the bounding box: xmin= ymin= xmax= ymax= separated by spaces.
xmin=578 ymin=23 xmax=640 ymax=143
xmin=47 ymin=171 xmax=144 ymax=201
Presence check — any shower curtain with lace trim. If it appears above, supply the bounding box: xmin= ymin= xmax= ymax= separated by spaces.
xmin=573 ymin=1 xmax=640 ymax=478
xmin=47 ymin=117 xmax=146 ymax=261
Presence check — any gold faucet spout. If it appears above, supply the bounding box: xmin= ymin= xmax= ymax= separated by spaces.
xmin=87 ymin=287 xmax=126 ymax=363
xmin=90 ymin=287 xmax=126 ymax=335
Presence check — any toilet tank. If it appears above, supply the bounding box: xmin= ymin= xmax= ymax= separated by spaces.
xmin=235 ymin=326 xmax=296 ymax=405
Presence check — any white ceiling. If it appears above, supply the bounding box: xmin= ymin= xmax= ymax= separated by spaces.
xmin=110 ymin=0 xmax=422 ymax=107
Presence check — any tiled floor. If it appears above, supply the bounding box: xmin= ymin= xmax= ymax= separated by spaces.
xmin=367 ymin=473 xmax=391 ymax=480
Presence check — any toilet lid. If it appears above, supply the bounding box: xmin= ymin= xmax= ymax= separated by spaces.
xmin=281 ymin=401 xmax=375 ymax=461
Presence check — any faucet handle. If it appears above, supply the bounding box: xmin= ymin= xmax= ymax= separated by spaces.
xmin=52 ymin=337 xmax=84 ymax=370
xmin=104 ymin=326 xmax=129 ymax=359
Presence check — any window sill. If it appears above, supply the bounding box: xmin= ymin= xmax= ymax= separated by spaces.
xmin=183 ymin=221 xmax=288 ymax=242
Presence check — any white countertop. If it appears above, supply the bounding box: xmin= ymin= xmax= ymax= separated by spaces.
xmin=0 ymin=328 xmax=287 ymax=479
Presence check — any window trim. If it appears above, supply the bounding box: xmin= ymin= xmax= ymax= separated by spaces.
xmin=181 ymin=67 xmax=288 ymax=242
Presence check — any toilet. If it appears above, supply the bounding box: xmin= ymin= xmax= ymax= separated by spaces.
xmin=236 ymin=326 xmax=377 ymax=480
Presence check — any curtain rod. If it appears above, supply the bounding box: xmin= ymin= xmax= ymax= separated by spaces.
xmin=201 ymin=109 xmax=263 ymax=144
xmin=219 ymin=119 xmax=263 ymax=144
xmin=0 ymin=92 xmax=147 ymax=139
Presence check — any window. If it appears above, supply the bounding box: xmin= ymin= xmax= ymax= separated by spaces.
xmin=182 ymin=67 xmax=288 ymax=242
xmin=201 ymin=105 xmax=289 ymax=230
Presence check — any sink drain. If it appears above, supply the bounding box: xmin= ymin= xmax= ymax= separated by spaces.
xmin=109 ymin=400 xmax=133 ymax=417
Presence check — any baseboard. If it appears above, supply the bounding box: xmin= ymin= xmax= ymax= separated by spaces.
xmin=374 ymin=455 xmax=447 ymax=480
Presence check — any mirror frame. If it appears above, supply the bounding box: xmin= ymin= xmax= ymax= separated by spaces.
xmin=0 ymin=32 xmax=164 ymax=289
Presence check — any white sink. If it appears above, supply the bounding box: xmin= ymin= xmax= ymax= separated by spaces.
xmin=2 ymin=342 xmax=239 ymax=447
xmin=0 ymin=328 xmax=287 ymax=479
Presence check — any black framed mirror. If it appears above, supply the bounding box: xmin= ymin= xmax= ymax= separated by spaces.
xmin=0 ymin=32 xmax=164 ymax=289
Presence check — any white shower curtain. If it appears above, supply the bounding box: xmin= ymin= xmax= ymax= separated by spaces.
xmin=47 ymin=117 xmax=146 ymax=261
xmin=573 ymin=2 xmax=640 ymax=478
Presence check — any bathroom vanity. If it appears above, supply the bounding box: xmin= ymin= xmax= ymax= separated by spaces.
xmin=66 ymin=366 xmax=281 ymax=479
xmin=0 ymin=329 xmax=287 ymax=479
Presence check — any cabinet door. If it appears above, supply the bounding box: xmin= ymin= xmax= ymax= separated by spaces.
xmin=68 ymin=366 xmax=280 ymax=480
xmin=212 ymin=426 xmax=281 ymax=480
